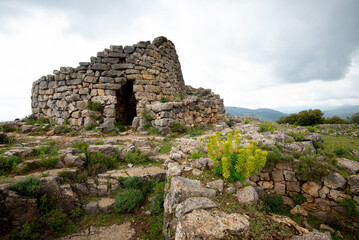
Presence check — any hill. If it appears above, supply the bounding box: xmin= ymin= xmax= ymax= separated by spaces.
xmin=323 ymin=105 xmax=359 ymax=119
xmin=225 ymin=106 xmax=287 ymax=122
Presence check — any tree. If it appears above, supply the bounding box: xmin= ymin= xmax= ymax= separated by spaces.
xmin=276 ymin=109 xmax=325 ymax=126
xmin=348 ymin=112 xmax=359 ymax=124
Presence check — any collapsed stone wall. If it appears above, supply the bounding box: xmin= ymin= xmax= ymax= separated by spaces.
xmin=251 ymin=161 xmax=359 ymax=233
xmin=31 ymin=37 xmax=190 ymax=127
xmin=134 ymin=87 xmax=225 ymax=135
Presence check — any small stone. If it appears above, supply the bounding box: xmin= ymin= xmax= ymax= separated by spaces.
xmin=192 ymin=168 xmax=202 ymax=176
xmin=235 ymin=186 xmax=258 ymax=205
xmin=206 ymin=179 xmax=224 ymax=192
xmin=320 ymin=224 xmax=335 ymax=234
xmin=302 ymin=181 xmax=320 ymax=197
xmin=290 ymin=205 xmax=308 ymax=216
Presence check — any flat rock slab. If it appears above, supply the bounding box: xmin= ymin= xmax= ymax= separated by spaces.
xmin=291 ymin=232 xmax=332 ymax=240
xmin=337 ymin=158 xmax=359 ymax=174
xmin=175 ymin=210 xmax=250 ymax=240
xmin=99 ymin=166 xmax=165 ymax=181
xmin=175 ymin=197 xmax=217 ymax=218
xmin=60 ymin=222 xmax=135 ymax=240
xmin=164 ymin=176 xmax=216 ymax=214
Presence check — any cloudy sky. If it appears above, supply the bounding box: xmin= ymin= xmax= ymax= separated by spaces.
xmin=0 ymin=0 xmax=359 ymax=121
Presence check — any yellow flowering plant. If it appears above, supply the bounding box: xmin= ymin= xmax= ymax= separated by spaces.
xmin=207 ymin=130 xmax=267 ymax=182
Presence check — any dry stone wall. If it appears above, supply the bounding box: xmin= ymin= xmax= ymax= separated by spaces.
xmin=31 ymin=37 xmax=190 ymax=127
xmin=251 ymin=161 xmax=359 ymax=233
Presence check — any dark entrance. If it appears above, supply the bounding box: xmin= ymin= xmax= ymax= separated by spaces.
xmin=115 ymin=80 xmax=137 ymax=125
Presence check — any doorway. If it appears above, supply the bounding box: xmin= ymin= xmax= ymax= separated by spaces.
xmin=115 ymin=80 xmax=137 ymax=125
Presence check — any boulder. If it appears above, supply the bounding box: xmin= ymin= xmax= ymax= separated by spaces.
xmin=87 ymin=144 xmax=122 ymax=158
xmin=20 ymin=125 xmax=34 ymax=133
xmin=175 ymin=197 xmax=217 ymax=218
xmin=348 ymin=175 xmax=359 ymax=193
xmin=206 ymin=179 xmax=223 ymax=192
xmin=291 ymin=232 xmax=332 ymax=240
xmin=98 ymin=198 xmax=115 ymax=213
xmin=175 ymin=210 xmax=250 ymax=240
xmin=4 ymin=191 xmax=39 ymax=225
xmin=63 ymin=153 xmax=85 ymax=168
xmin=234 ymin=186 xmax=258 ymax=205
xmin=164 ymin=176 xmax=216 ymax=214
xmin=324 ymin=173 xmax=346 ymax=189
xmin=194 ymin=158 xmax=210 ymax=169
xmin=336 ymin=158 xmax=359 ymax=174
xmin=302 ymin=181 xmax=321 ymax=197
xmin=290 ymin=205 xmax=308 ymax=216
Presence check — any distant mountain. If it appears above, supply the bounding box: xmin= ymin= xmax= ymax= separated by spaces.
xmin=323 ymin=105 xmax=359 ymax=119
xmin=225 ymin=107 xmax=287 ymax=122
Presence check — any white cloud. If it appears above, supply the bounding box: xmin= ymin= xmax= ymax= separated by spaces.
xmin=0 ymin=0 xmax=358 ymax=121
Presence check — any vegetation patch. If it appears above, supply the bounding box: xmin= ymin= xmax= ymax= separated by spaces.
xmin=259 ymin=121 xmax=275 ymax=133
xmin=10 ymin=175 xmax=42 ymax=196
xmin=87 ymin=101 xmax=104 ymax=114
xmin=0 ymin=155 xmax=22 ymax=176
xmin=288 ymin=130 xmax=306 ymax=142
xmin=113 ymin=189 xmax=144 ymax=213
xmin=207 ymin=130 xmax=267 ymax=182
xmin=124 ymin=149 xmax=150 ymax=164
xmin=262 ymin=194 xmax=284 ymax=213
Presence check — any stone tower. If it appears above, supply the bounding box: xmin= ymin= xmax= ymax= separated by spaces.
xmin=31 ymin=36 xmax=225 ymax=134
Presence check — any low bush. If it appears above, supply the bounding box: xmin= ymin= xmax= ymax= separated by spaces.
xmin=293 ymin=193 xmax=306 ymax=206
xmin=288 ymin=130 xmax=306 ymax=142
xmin=0 ymin=155 xmax=21 ymax=175
xmin=123 ymin=176 xmax=143 ymax=190
xmin=260 ymin=144 xmax=293 ymax=168
xmin=207 ymin=130 xmax=267 ymax=182
xmin=171 ymin=123 xmax=187 ymax=133
xmin=113 ymin=189 xmax=144 ymax=213
xmin=86 ymin=152 xmax=117 ymax=174
xmin=10 ymin=176 xmax=42 ymax=196
xmin=0 ymin=132 xmax=11 ymax=144
xmin=333 ymin=145 xmax=350 ymax=156
xmin=340 ymin=198 xmax=359 ymax=217
xmin=295 ymin=153 xmax=336 ymax=181
xmin=124 ymin=149 xmax=149 ymax=164
xmin=306 ymin=126 xmax=316 ymax=133
xmin=262 ymin=194 xmax=284 ymax=213
xmin=87 ymin=101 xmax=104 ymax=113
xmin=39 ymin=157 xmax=59 ymax=170
xmin=189 ymin=149 xmax=205 ymax=159
xmin=259 ymin=122 xmax=275 ymax=134
xmin=160 ymin=96 xmax=168 ymax=103
xmin=72 ymin=141 xmax=89 ymax=153
xmin=150 ymin=182 xmax=165 ymax=215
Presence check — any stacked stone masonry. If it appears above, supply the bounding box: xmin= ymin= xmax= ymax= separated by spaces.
xmin=31 ymin=36 xmax=225 ymax=133
xmin=251 ymin=161 xmax=359 ymax=234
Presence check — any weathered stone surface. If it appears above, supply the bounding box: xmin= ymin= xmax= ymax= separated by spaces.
xmin=194 ymin=158 xmax=210 ymax=170
xmin=274 ymin=182 xmax=286 ymax=195
xmin=5 ymin=192 xmax=39 ymax=225
xmin=271 ymin=215 xmax=309 ymax=235
xmin=63 ymin=153 xmax=85 ymax=168
xmin=206 ymin=179 xmax=223 ymax=192
xmin=98 ymin=198 xmax=115 ymax=213
xmin=348 ymin=175 xmax=359 ymax=193
xmin=324 ymin=173 xmax=346 ymax=189
xmin=175 ymin=210 xmax=250 ymax=240
xmin=290 ymin=205 xmax=308 ymax=216
xmin=164 ymin=176 xmax=216 ymax=214
xmin=175 ymin=197 xmax=217 ymax=218
xmin=336 ymin=158 xmax=359 ymax=174
xmin=302 ymin=181 xmax=321 ymax=197
xmin=234 ymin=186 xmax=258 ymax=205
xmin=291 ymin=232 xmax=332 ymax=240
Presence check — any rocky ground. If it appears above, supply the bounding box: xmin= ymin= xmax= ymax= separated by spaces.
xmin=0 ymin=117 xmax=358 ymax=239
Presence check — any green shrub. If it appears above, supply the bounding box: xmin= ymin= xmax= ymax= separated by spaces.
xmin=0 ymin=155 xmax=21 ymax=175
xmin=295 ymin=153 xmax=336 ymax=181
xmin=0 ymin=132 xmax=11 ymax=144
xmin=259 ymin=122 xmax=275 ymax=133
xmin=160 ymin=96 xmax=168 ymax=103
xmin=115 ymin=119 xmax=126 ymax=132
xmin=171 ymin=123 xmax=187 ymax=133
xmin=113 ymin=189 xmax=144 ymax=213
xmin=293 ymin=193 xmax=306 ymax=206
xmin=39 ymin=157 xmax=59 ymax=170
xmin=124 ymin=149 xmax=149 ymax=164
xmin=333 ymin=145 xmax=350 ymax=156
xmin=77 ymin=172 xmax=89 ymax=182
xmin=306 ymin=126 xmax=316 ymax=133
xmin=348 ymin=112 xmax=359 ymax=124
xmin=39 ymin=194 xmax=56 ymax=215
xmin=340 ymin=198 xmax=359 ymax=217
xmin=123 ymin=176 xmax=143 ymax=190
xmin=87 ymin=101 xmax=104 ymax=113
xmin=189 ymin=149 xmax=204 ymax=159
xmin=325 ymin=116 xmax=348 ymax=124
xmin=150 ymin=182 xmax=165 ymax=215
xmin=260 ymin=145 xmax=293 ymax=168
xmin=262 ymin=194 xmax=284 ymax=213
xmin=72 ymin=141 xmax=89 ymax=153
xmin=59 ymin=170 xmax=73 ymax=183
xmin=288 ymin=130 xmax=306 ymax=141
xmin=277 ymin=109 xmax=324 ymax=126
xmin=141 ymin=109 xmax=152 ymax=122
xmin=10 ymin=176 xmax=42 ymax=196
xmin=86 ymin=152 xmax=117 ymax=174
xmin=207 ymin=130 xmax=267 ymax=182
